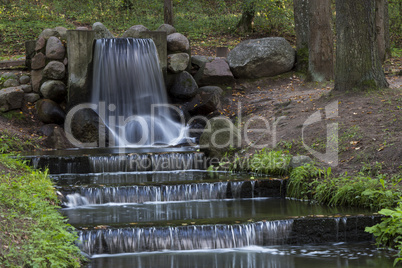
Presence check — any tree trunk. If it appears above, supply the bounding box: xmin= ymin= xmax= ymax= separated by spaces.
xmin=236 ymin=0 xmax=256 ymax=33
xmin=164 ymin=0 xmax=173 ymax=26
xmin=307 ymin=0 xmax=334 ymax=81
xmin=335 ymin=0 xmax=388 ymax=91
xmin=294 ymin=0 xmax=310 ymax=72
xmin=376 ymin=0 xmax=390 ymax=62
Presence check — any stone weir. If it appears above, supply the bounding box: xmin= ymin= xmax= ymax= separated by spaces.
xmin=23 ymin=147 xmax=205 ymax=174
xmin=77 ymin=216 xmax=381 ymax=255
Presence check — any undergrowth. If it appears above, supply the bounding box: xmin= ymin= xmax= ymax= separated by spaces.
xmin=0 ymin=132 xmax=84 ymax=267
xmin=287 ymin=161 xmax=402 ymax=265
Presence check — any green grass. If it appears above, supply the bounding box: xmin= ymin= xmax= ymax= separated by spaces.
xmin=0 ymin=155 xmax=84 ymax=267
xmin=0 ymin=131 xmax=84 ymax=267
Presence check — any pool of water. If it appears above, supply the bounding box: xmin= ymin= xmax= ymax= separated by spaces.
xmin=63 ymin=198 xmax=370 ymax=227
xmin=87 ymin=242 xmax=395 ymax=268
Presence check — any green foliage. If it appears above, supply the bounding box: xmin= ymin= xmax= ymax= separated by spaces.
xmin=287 ymin=164 xmax=402 ymax=210
xmin=287 ymin=163 xmax=324 ymax=200
xmin=247 ymin=148 xmax=292 ymax=175
xmin=366 ymin=203 xmax=402 ymax=266
xmin=0 ymin=130 xmax=40 ymax=153
xmin=389 ymin=1 xmax=402 ymax=48
xmin=0 ymin=155 xmax=84 ymax=267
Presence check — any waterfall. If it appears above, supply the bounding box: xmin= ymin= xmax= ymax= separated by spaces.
xmin=78 ymin=220 xmax=294 ymax=255
xmin=62 ymin=181 xmax=255 ymax=207
xmin=91 ymin=38 xmax=190 ymax=147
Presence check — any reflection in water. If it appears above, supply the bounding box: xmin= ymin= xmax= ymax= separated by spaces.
xmin=88 ymin=243 xmax=395 ymax=268
xmin=62 ymin=198 xmax=367 ymax=226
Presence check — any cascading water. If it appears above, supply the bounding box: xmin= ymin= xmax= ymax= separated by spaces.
xmin=91 ymin=38 xmax=190 ymax=147
xmin=78 ymin=220 xmax=294 ymax=255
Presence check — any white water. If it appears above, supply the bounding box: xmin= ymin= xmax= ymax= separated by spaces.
xmin=91 ymin=38 xmax=190 ymax=147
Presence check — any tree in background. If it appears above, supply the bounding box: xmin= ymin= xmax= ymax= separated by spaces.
xmin=376 ymin=0 xmax=391 ymax=62
xmin=294 ymin=0 xmax=310 ymax=72
xmin=164 ymin=0 xmax=173 ymax=26
xmin=307 ymin=0 xmax=334 ymax=81
xmin=236 ymin=0 xmax=256 ymax=33
xmin=335 ymin=0 xmax=388 ymax=91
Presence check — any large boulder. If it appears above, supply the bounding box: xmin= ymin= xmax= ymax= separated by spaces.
xmin=46 ymin=36 xmax=66 ymax=60
xmin=167 ymin=53 xmax=189 ymax=73
xmin=195 ymin=58 xmax=234 ymax=87
xmin=69 ymin=108 xmax=103 ymax=144
xmin=186 ymin=86 xmax=222 ymax=116
xmin=169 ymin=71 xmax=198 ymax=100
xmin=122 ymin=25 xmax=149 ymax=38
xmin=43 ymin=61 xmax=66 ymax=80
xmin=93 ymin=22 xmax=114 ymax=39
xmin=36 ymin=99 xmax=65 ymax=124
xmin=227 ymin=37 xmax=295 ymax=79
xmin=0 ymin=87 xmax=24 ymax=112
xmin=157 ymin=24 xmax=176 ymax=35
xmin=31 ymin=52 xmax=46 ymax=70
xmin=199 ymin=116 xmax=241 ymax=158
xmin=167 ymin=33 xmax=190 ymax=52
xmin=40 ymin=80 xmax=66 ymax=103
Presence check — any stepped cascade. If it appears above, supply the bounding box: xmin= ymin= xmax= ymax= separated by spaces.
xmin=22 ymin=34 xmax=395 ymax=267
xmin=91 ymin=38 xmax=190 ymax=147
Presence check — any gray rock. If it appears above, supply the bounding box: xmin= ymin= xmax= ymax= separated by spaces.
xmin=195 ymin=58 xmax=234 ymax=87
xmin=40 ymin=80 xmax=66 ymax=103
xmin=35 ymin=37 xmax=46 ymax=52
xmin=186 ymin=86 xmax=222 ymax=116
xmin=0 ymin=87 xmax=24 ymax=112
xmin=36 ymin=99 xmax=65 ymax=124
xmin=43 ymin=61 xmax=66 ymax=80
xmin=31 ymin=69 xmax=43 ymax=92
xmin=46 ymin=36 xmax=66 ymax=60
xmin=199 ymin=116 xmax=241 ymax=158
xmin=20 ymin=84 xmax=32 ymax=93
xmin=76 ymin=27 xmax=89 ymax=30
xmin=191 ymin=55 xmax=213 ymax=68
xmin=157 ymin=24 xmax=176 ymax=35
xmin=200 ymin=86 xmax=224 ymax=95
xmin=43 ymin=125 xmax=74 ymax=149
xmin=167 ymin=53 xmax=189 ymax=73
xmin=122 ymin=25 xmax=149 ymax=38
xmin=167 ymin=33 xmax=190 ymax=52
xmin=54 ymin=26 xmax=68 ymax=40
xmin=290 ymin=155 xmax=313 ymax=168
xmin=3 ymin=79 xmax=19 ymax=88
xmin=1 ymin=73 xmax=18 ymax=80
xmin=170 ymin=71 xmax=198 ymax=100
xmin=31 ymin=52 xmax=46 ymax=70
xmin=39 ymin=28 xmax=58 ymax=40
xmin=24 ymin=93 xmax=40 ymax=103
xmin=39 ymin=124 xmax=59 ymax=136
xmin=19 ymin=75 xmax=31 ymax=85
xmin=227 ymin=37 xmax=295 ymax=79
xmin=93 ymin=22 xmax=114 ymax=39
xmin=70 ymin=108 xmax=103 ymax=144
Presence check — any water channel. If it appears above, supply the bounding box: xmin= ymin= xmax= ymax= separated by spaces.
xmin=25 ymin=148 xmax=396 ymax=267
